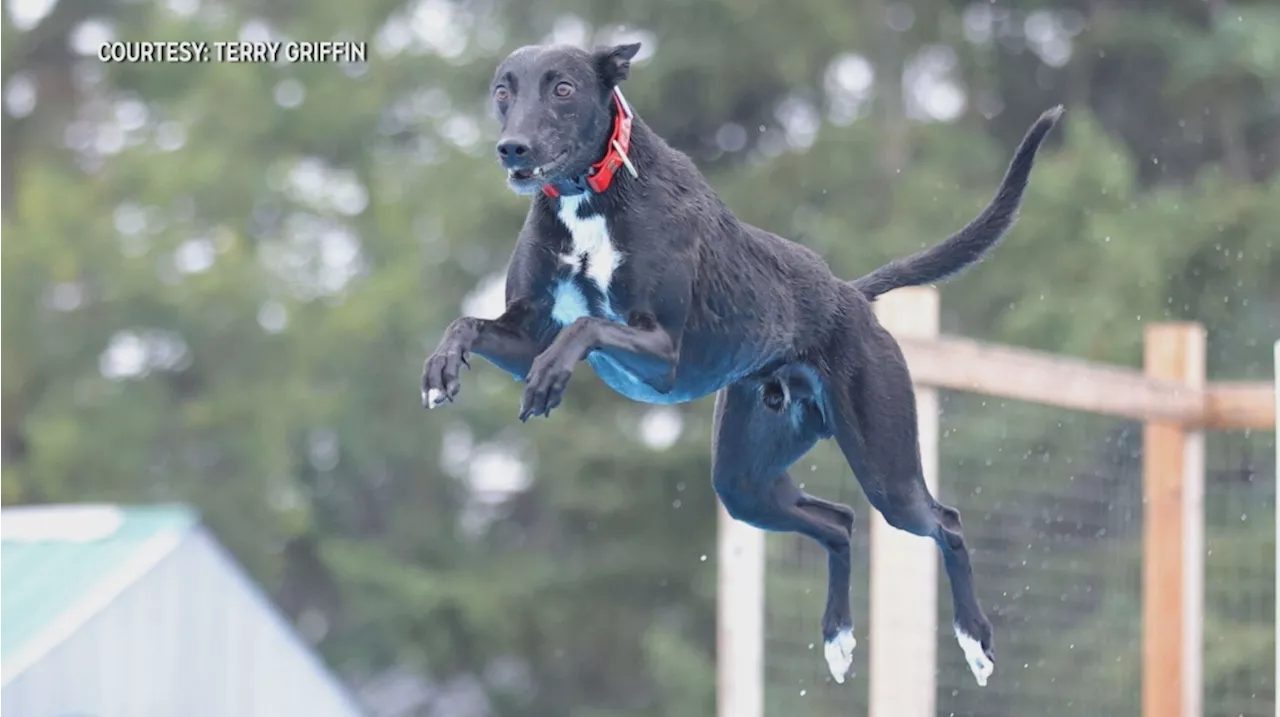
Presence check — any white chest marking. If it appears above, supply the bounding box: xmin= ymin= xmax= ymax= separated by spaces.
xmin=549 ymin=196 xmax=671 ymax=401
xmin=555 ymin=195 xmax=623 ymax=295
xmin=549 ymin=195 xmax=625 ymax=326
xmin=550 ymin=280 xmax=590 ymax=326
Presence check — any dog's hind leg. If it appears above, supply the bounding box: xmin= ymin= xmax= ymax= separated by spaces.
xmin=824 ymin=322 xmax=996 ymax=686
xmin=711 ymin=380 xmax=860 ymax=683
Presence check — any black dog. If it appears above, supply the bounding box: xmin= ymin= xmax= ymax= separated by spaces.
xmin=422 ymin=42 xmax=1061 ymax=686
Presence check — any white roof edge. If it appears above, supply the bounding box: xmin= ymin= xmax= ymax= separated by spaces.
xmin=2 ymin=504 xmax=127 ymax=542
xmin=1 ymin=527 xmax=186 ymax=686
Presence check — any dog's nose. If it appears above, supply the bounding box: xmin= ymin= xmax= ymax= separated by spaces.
xmin=496 ymin=138 xmax=533 ymax=165
xmin=491 ymin=136 xmax=527 ymax=159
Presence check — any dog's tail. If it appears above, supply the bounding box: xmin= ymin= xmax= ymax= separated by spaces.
xmin=851 ymin=105 xmax=1064 ymax=300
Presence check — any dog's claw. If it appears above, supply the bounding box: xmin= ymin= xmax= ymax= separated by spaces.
xmin=519 ymin=355 xmax=573 ymax=422
xmin=423 ymin=388 xmax=445 ymax=409
xmin=954 ymin=626 xmax=994 ymax=687
xmin=823 ymin=628 xmax=857 ymax=684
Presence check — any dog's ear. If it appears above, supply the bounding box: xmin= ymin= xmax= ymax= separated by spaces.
xmin=594 ymin=43 xmax=641 ymax=87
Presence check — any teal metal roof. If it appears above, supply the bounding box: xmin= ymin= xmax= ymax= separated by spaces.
xmin=1 ymin=504 xmax=198 ymax=666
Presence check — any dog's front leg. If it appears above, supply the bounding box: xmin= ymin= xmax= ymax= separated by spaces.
xmin=422 ymin=300 xmax=550 ymax=408
xmin=518 ymin=316 xmax=678 ymax=421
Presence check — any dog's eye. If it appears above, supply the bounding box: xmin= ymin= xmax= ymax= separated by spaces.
xmin=553 ymin=82 xmax=574 ymax=98
xmin=493 ymin=86 xmax=510 ymax=102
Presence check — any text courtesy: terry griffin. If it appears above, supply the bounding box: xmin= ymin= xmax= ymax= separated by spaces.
xmin=97 ymin=41 xmax=368 ymax=64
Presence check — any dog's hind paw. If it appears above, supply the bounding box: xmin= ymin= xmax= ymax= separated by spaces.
xmin=823 ymin=628 xmax=857 ymax=684
xmin=954 ymin=625 xmax=994 ymax=687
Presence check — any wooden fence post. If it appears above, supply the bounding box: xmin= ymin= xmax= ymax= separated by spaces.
xmin=717 ymin=502 xmax=764 ymax=717
xmin=1142 ymin=323 xmax=1206 ymax=717
xmin=869 ymin=286 xmax=940 ymax=717
xmin=1274 ymin=340 xmax=1279 ymax=717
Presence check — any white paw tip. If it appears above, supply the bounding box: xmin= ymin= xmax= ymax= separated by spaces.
xmin=823 ymin=628 xmax=857 ymax=683
xmin=954 ymin=626 xmax=993 ymax=687
xmin=425 ymin=388 xmax=444 ymax=408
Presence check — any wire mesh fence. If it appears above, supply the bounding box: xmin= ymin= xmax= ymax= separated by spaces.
xmin=932 ymin=393 xmax=1144 ymax=717
xmin=1204 ymin=430 xmax=1275 ymax=717
xmin=763 ymin=393 xmax=1144 ymax=716
xmin=760 ymin=389 xmax=1277 ymax=717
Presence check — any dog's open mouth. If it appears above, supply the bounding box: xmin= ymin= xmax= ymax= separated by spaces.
xmin=508 ymin=167 xmax=542 ymax=181
xmin=508 ymin=152 xmax=568 ymax=182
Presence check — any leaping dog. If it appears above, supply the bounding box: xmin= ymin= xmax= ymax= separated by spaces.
xmin=421 ymin=42 xmax=1062 ymax=686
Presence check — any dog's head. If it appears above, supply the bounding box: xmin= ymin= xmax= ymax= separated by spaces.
xmin=490 ymin=42 xmax=641 ymax=195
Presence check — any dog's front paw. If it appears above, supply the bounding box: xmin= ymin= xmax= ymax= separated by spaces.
xmin=519 ymin=352 xmax=575 ymax=421
xmin=422 ymin=349 xmax=468 ymax=408
xmin=422 ymin=346 xmax=471 ymax=409
xmin=421 ymin=320 xmax=483 ymax=409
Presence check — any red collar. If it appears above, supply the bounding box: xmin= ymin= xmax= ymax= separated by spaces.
xmin=542 ymin=88 xmax=637 ymax=199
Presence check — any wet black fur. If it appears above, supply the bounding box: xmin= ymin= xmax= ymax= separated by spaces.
xmin=422 ymin=42 xmax=1063 ymax=678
